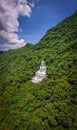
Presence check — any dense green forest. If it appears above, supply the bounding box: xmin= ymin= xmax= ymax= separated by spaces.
xmin=0 ymin=11 xmax=77 ymax=130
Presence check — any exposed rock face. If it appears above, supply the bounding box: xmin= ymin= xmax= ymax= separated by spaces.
xmin=32 ymin=60 xmax=46 ymax=83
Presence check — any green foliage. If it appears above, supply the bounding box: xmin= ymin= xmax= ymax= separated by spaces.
xmin=0 ymin=11 xmax=77 ymax=130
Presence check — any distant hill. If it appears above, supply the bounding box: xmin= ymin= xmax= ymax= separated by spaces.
xmin=0 ymin=51 xmax=3 ymax=54
xmin=0 ymin=11 xmax=77 ymax=130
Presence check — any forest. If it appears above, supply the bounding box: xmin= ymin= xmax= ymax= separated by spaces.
xmin=0 ymin=11 xmax=77 ymax=130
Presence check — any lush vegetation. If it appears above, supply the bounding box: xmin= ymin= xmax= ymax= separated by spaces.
xmin=0 ymin=11 xmax=77 ymax=130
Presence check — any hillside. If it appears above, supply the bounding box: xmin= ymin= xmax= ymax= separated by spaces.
xmin=0 ymin=11 xmax=77 ymax=130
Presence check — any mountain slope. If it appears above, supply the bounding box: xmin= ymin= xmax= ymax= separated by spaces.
xmin=0 ymin=11 xmax=77 ymax=130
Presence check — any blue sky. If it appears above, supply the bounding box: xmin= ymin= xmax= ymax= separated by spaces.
xmin=18 ymin=0 xmax=77 ymax=44
xmin=0 ymin=0 xmax=77 ymax=51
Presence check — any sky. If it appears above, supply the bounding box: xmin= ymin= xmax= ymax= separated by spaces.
xmin=0 ymin=0 xmax=77 ymax=51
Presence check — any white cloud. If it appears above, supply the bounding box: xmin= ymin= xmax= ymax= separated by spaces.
xmin=29 ymin=1 xmax=35 ymax=8
xmin=0 ymin=0 xmax=34 ymax=51
xmin=0 ymin=40 xmax=25 ymax=51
